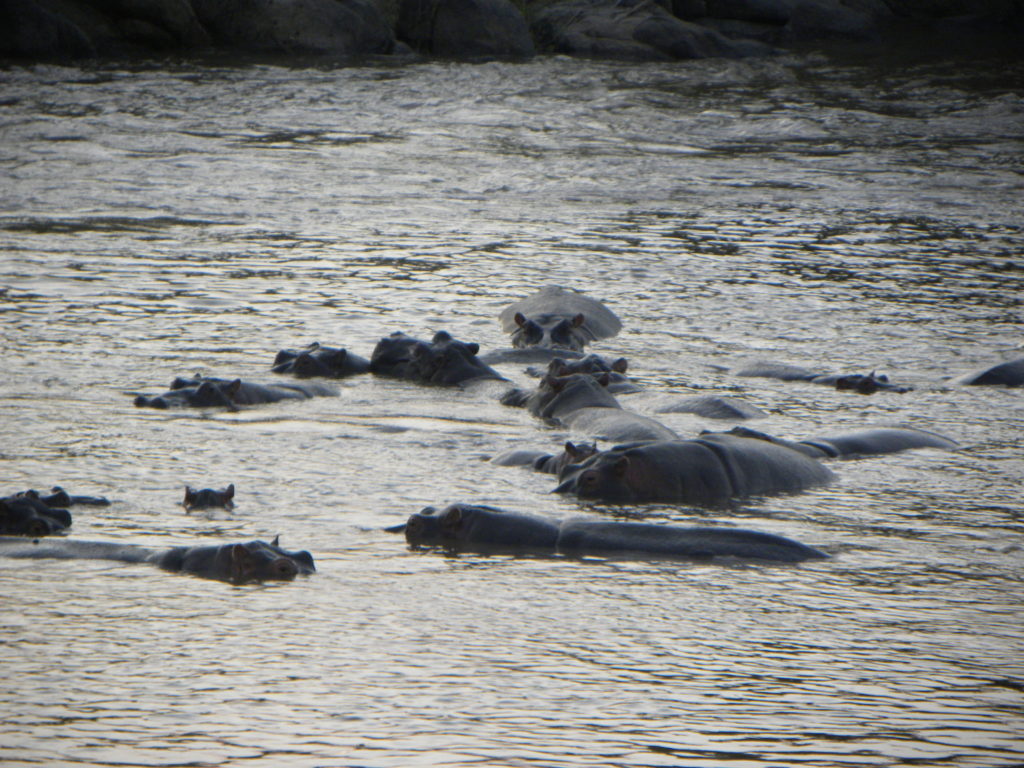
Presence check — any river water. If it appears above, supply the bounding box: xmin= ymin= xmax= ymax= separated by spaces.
xmin=1 ymin=52 xmax=1022 ymax=768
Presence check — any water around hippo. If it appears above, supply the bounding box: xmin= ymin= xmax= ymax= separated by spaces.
xmin=2 ymin=53 xmax=1023 ymax=767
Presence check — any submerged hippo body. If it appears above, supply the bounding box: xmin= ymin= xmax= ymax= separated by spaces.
xmin=956 ymin=357 xmax=1024 ymax=387
xmin=183 ymin=484 xmax=235 ymax=511
xmin=0 ymin=495 xmax=72 ymax=536
xmin=654 ymin=395 xmax=767 ymax=420
xmin=499 ymin=286 xmax=622 ymax=352
xmin=737 ymin=363 xmax=911 ymax=394
xmin=721 ymin=426 xmax=959 ymax=459
xmin=402 ymin=504 xmax=825 ymax=563
xmin=370 ymin=331 xmax=505 ymax=385
xmin=520 ymin=373 xmax=678 ymax=443
xmin=272 ymin=342 xmax=371 ymax=378
xmin=0 ymin=535 xmax=315 ymax=584
xmin=134 ymin=376 xmax=335 ymax=410
xmin=554 ymin=434 xmax=835 ymax=505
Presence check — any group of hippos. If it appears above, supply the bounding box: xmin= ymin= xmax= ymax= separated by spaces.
xmin=3 ymin=287 xmax=1021 ymax=582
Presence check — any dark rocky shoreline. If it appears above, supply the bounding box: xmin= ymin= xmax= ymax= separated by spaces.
xmin=1 ymin=0 xmax=1021 ymax=64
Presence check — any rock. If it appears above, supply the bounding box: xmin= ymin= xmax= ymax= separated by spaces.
xmin=531 ymin=0 xmax=774 ymax=60
xmin=190 ymin=0 xmax=394 ymax=55
xmin=781 ymin=0 xmax=889 ymax=42
xmin=704 ymin=0 xmax=795 ymax=23
xmin=397 ymin=0 xmax=535 ymax=58
xmin=0 ymin=0 xmax=95 ymax=58
xmin=0 ymin=0 xmax=208 ymax=58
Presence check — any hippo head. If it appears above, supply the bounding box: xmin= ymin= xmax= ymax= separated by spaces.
xmin=183 ymin=483 xmax=235 ymax=511
xmin=404 ymin=505 xmax=456 ymax=547
xmin=291 ymin=349 xmax=333 ymax=377
xmin=414 ymin=332 xmax=493 ymax=385
xmin=548 ymin=354 xmax=628 ymax=377
xmin=549 ymin=440 xmax=600 ymax=479
xmin=189 ymin=380 xmax=239 ymax=409
xmin=554 ymin=452 xmax=636 ymax=502
xmin=225 ymin=537 xmax=316 ymax=584
xmin=512 ymin=312 xmax=589 ymax=351
xmin=0 ymin=498 xmax=71 ymax=537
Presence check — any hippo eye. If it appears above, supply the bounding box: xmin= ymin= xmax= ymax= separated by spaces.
xmin=272 ymin=559 xmax=298 ymax=579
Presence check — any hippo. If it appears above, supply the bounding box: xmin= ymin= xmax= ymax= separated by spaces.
xmin=543 ymin=354 xmax=639 ymax=394
xmin=553 ymin=433 xmax=835 ymax=506
xmin=0 ymin=535 xmax=315 ymax=584
xmin=369 ymin=331 xmax=505 ymax=386
xmin=12 ymin=486 xmax=110 ymax=507
xmin=490 ymin=440 xmax=600 ymax=476
xmin=0 ymin=495 xmax=72 ymax=536
xmin=736 ymin=363 xmax=912 ymax=394
xmin=134 ymin=375 xmax=336 ymax=410
xmin=498 ymin=286 xmax=622 ymax=352
xmin=183 ymin=484 xmax=235 ymax=511
xmin=653 ymin=395 xmax=767 ymax=420
xmin=955 ymin=357 xmax=1024 ymax=386
xmin=718 ymin=426 xmax=959 ymax=459
xmin=518 ymin=372 xmax=678 ymax=443
xmin=400 ymin=504 xmax=826 ymax=563
xmin=272 ymin=342 xmax=371 ymax=378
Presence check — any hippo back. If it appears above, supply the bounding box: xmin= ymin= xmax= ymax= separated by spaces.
xmin=556 ymin=521 xmax=827 ymax=563
xmin=696 ymin=434 xmax=835 ymax=498
xmin=956 ymin=357 xmax=1024 ymax=386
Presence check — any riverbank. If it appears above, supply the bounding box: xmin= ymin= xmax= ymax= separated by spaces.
xmin=2 ymin=0 xmax=1022 ymax=64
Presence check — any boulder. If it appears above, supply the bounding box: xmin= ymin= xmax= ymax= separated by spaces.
xmin=397 ymin=0 xmax=535 ymax=58
xmin=531 ymin=0 xmax=774 ymax=60
xmin=190 ymin=0 xmax=395 ymax=55
xmin=0 ymin=0 xmax=208 ymax=58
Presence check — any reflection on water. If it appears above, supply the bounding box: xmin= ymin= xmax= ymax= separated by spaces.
xmin=1 ymin=54 xmax=1023 ymax=767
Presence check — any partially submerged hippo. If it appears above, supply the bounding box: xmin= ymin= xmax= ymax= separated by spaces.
xmin=498 ymin=286 xmax=622 ymax=352
xmin=955 ymin=357 xmax=1024 ymax=387
xmin=370 ymin=331 xmax=505 ymax=386
xmin=0 ymin=535 xmax=315 ymax=584
xmin=134 ymin=375 xmax=336 ymax=410
xmin=736 ymin=363 xmax=912 ymax=394
xmin=554 ymin=434 xmax=835 ymax=505
xmin=543 ymin=354 xmax=639 ymax=394
xmin=183 ymin=484 xmax=235 ymax=511
xmin=516 ymin=372 xmax=678 ymax=443
xmin=400 ymin=504 xmax=826 ymax=563
xmin=490 ymin=440 xmax=599 ymax=476
xmin=653 ymin=395 xmax=767 ymax=420
xmin=718 ymin=426 xmax=959 ymax=459
xmin=272 ymin=342 xmax=371 ymax=378
xmin=1 ymin=495 xmax=72 ymax=536
xmin=11 ymin=486 xmax=109 ymax=507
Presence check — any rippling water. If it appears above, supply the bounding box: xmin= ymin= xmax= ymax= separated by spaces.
xmin=2 ymin=53 xmax=1023 ymax=767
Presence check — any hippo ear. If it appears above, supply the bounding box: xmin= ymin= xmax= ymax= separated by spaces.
xmin=613 ymin=456 xmax=630 ymax=478
xmin=596 ymin=372 xmax=611 ymax=387
xmin=514 ymin=312 xmax=528 ymax=328
xmin=432 ymin=330 xmax=453 ymax=344
xmin=466 ymin=342 xmax=479 ymax=356
xmin=612 ymin=357 xmax=628 ymax=374
xmin=184 ymin=487 xmax=195 ymax=505
xmin=308 ymin=341 xmax=321 ymax=351
xmin=227 ymin=379 xmax=242 ymax=396
xmin=271 ymin=534 xmax=279 ymax=547
xmin=224 ymin=483 xmax=235 ymax=500
xmin=571 ymin=313 xmax=585 ymax=328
